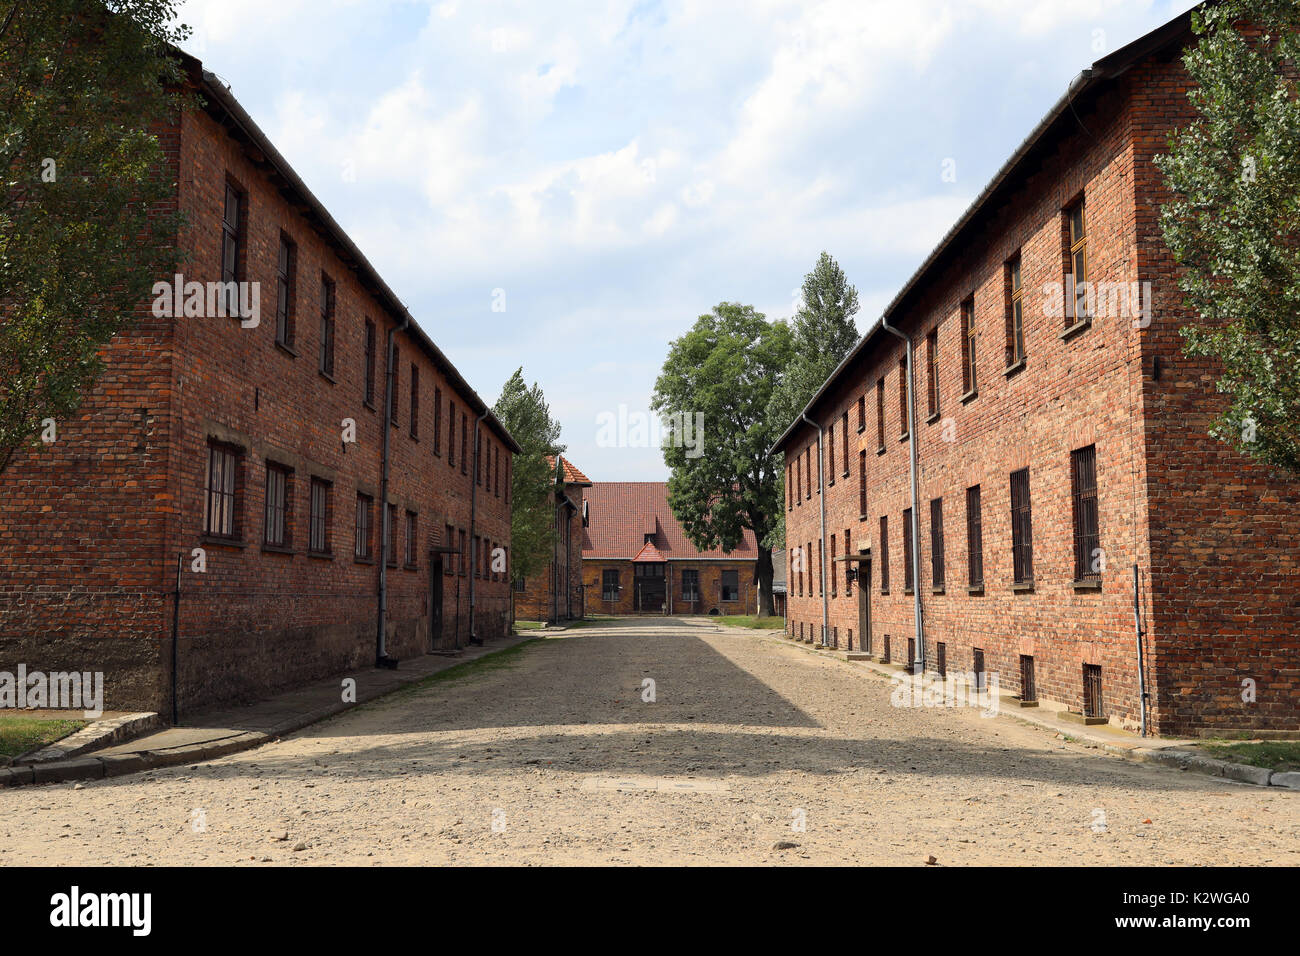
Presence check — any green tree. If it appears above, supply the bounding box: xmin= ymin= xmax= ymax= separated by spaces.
xmin=652 ymin=302 xmax=793 ymax=616
xmin=0 ymin=0 xmax=193 ymax=475
xmin=765 ymin=251 xmax=860 ymax=546
xmin=1156 ymin=0 xmax=1300 ymax=476
xmin=493 ymin=368 xmax=565 ymax=588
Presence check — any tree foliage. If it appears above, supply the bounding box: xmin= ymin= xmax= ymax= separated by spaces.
xmin=493 ymin=367 xmax=565 ymax=587
xmin=0 ymin=0 xmax=193 ymax=475
xmin=1156 ymin=0 xmax=1300 ymax=475
xmin=652 ymin=302 xmax=793 ymax=615
xmin=764 ymin=251 xmax=860 ymax=546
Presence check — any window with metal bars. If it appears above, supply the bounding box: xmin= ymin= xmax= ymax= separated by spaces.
xmin=1083 ymin=664 xmax=1104 ymax=718
xmin=354 ymin=493 xmax=373 ymax=560
xmin=858 ymin=450 xmax=868 ymax=517
xmin=907 ymin=637 xmax=916 ymax=668
xmin=1071 ymin=445 xmax=1100 ymax=581
xmin=602 ymin=569 xmax=619 ymax=601
xmin=385 ymin=503 xmax=398 ymax=568
xmin=309 ymin=478 xmax=330 ymax=555
xmin=805 ymin=446 xmax=812 ymax=498
xmin=879 ymin=516 xmax=889 ymax=592
xmin=902 ymin=508 xmax=914 ymax=592
xmin=275 ymin=234 xmax=296 ymax=349
xmin=410 ymin=363 xmax=419 ymax=439
xmin=960 ymin=296 xmax=977 ymax=395
xmin=841 ymin=411 xmax=849 ymax=476
xmin=1010 ymin=468 xmax=1034 ymax=585
xmin=844 ymin=530 xmax=852 ymax=597
xmin=444 ymin=524 xmax=455 ymax=576
xmin=936 ymin=642 xmax=947 ymax=678
xmin=1005 ymin=254 xmax=1025 ymax=367
xmin=857 ymin=394 xmax=866 ymax=432
xmin=405 ymin=511 xmax=417 ymax=567
xmin=458 ymin=529 xmax=467 ymax=576
xmin=204 ymin=441 xmax=240 ymax=539
xmin=794 ymin=456 xmax=801 ymax=506
xmin=828 ymin=426 xmax=835 ymax=487
xmin=926 ymin=329 xmax=939 ymax=418
xmin=264 ymin=462 xmax=291 ymax=548
xmin=1019 ymin=654 xmax=1037 ymax=702
xmin=363 ymin=320 xmax=376 ymax=406
xmin=876 ymin=377 xmax=886 ymax=450
xmin=390 ymin=351 xmax=399 ymax=426
xmin=319 ymin=275 xmax=336 ymax=377
xmin=830 ymin=534 xmax=837 ymax=596
xmin=681 ymin=569 xmax=699 ymax=602
xmin=966 ymin=485 xmax=983 ymax=589
xmin=898 ymin=358 xmax=908 ymax=437
xmin=930 ymin=497 xmax=944 ymax=590
xmin=973 ymin=648 xmax=986 ymax=692
xmin=882 ymin=634 xmax=890 ymax=662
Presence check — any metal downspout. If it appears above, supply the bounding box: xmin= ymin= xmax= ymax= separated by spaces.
xmin=881 ymin=318 xmax=925 ymax=673
xmin=800 ymin=413 xmax=829 ymax=647
xmin=377 ymin=312 xmax=410 ymax=667
xmin=468 ymin=409 xmax=489 ymax=645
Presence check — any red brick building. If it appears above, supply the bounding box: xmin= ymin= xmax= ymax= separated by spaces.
xmin=581 ymin=482 xmax=759 ymax=616
xmin=774 ymin=9 xmax=1299 ymax=737
xmin=0 ymin=52 xmax=517 ymax=717
xmin=513 ymin=456 xmax=590 ymax=623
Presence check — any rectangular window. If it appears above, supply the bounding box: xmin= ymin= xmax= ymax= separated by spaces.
xmin=405 ymin=510 xmax=417 ymax=567
xmin=1067 ymin=199 xmax=1088 ymax=322
xmin=681 ymin=569 xmax=699 ymax=602
xmin=390 ymin=351 xmax=399 ymax=426
xmin=876 ymin=377 xmax=886 ymax=451
xmin=961 ymin=296 xmax=976 ymax=395
xmin=472 ymin=535 xmax=480 ymax=578
xmin=410 ymin=363 xmax=419 ymax=439
xmin=879 ymin=516 xmax=889 ymax=592
xmin=795 ymin=456 xmax=801 ymax=505
xmin=475 ymin=429 xmax=482 ymax=486
xmin=221 ymin=182 xmax=243 ymax=292
xmin=459 ymin=529 xmax=467 ymax=576
xmin=926 ymin=329 xmax=939 ymax=418
xmin=1072 ymin=445 xmax=1100 ymax=581
xmin=264 ymin=462 xmax=291 ymax=548
xmin=787 ymin=463 xmax=793 ymax=511
xmin=898 ymin=359 xmax=908 ymax=437
xmin=461 ymin=415 xmax=468 ymax=475
xmin=204 ymin=442 xmax=240 ymax=539
xmin=385 ymin=503 xmax=398 ymax=567
xmin=363 ymin=320 xmax=376 ymax=406
xmin=309 ymin=478 xmax=330 ymax=555
xmin=937 ymin=641 xmax=947 ymax=678
xmin=843 ymin=530 xmax=852 ymax=596
xmin=841 ymin=411 xmax=849 ymax=476
xmin=433 ymin=386 xmax=443 ymax=454
xmin=966 ymin=484 xmax=983 ymax=589
xmin=448 ymin=402 xmax=456 ymax=468
xmin=1020 ymin=655 xmax=1037 ymax=702
xmin=444 ymin=524 xmax=455 ymax=576
xmin=902 ymin=507 xmax=914 ymax=592
xmin=830 ymin=534 xmax=837 ymax=596
xmin=275 ymin=235 xmax=296 ymax=348
xmin=602 ymin=569 xmax=620 ymax=601
xmin=354 ymin=493 xmax=373 ymax=560
xmin=804 ymin=446 xmax=812 ymax=499
xmin=973 ymin=648 xmax=986 ymax=692
xmin=721 ymin=569 xmax=739 ymax=602
xmin=1010 ymin=468 xmax=1034 ymax=585
xmin=816 ymin=542 xmax=822 ymax=596
xmin=930 ymin=497 xmax=944 ymax=591
xmin=857 ymin=394 xmax=866 ymax=432
xmin=1083 ymin=664 xmax=1104 ymax=718
xmin=858 ymin=450 xmax=867 ymax=517
xmin=828 ymin=425 xmax=835 ymax=487
xmin=319 ymin=275 xmax=335 ymax=377
xmin=1006 ymin=254 xmax=1025 ymax=367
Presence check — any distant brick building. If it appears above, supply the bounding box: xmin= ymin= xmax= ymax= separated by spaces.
xmin=774 ymin=9 xmax=1299 ymax=737
xmin=0 ymin=51 xmax=517 ymax=717
xmin=513 ymin=456 xmax=590 ymax=623
xmin=581 ymin=482 xmax=759 ymax=616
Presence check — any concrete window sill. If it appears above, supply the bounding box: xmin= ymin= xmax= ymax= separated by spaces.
xmin=274 ymin=341 xmax=298 ymax=359
xmin=967 ymin=584 xmax=985 ymax=596
xmin=1004 ymin=358 xmax=1026 ymax=377
xmin=1072 ymin=579 xmax=1103 ymax=592
xmin=1060 ymin=317 xmax=1092 ymax=341
xmin=201 ymin=535 xmax=246 ymax=549
xmin=960 ymin=388 xmax=978 ymax=404
xmin=1011 ymin=581 xmax=1035 ymax=593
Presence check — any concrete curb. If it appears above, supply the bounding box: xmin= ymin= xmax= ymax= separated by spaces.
xmin=0 ymin=639 xmax=534 ymax=789
xmin=751 ymin=629 xmax=1299 ymax=793
xmin=17 ymin=712 xmax=163 ymax=765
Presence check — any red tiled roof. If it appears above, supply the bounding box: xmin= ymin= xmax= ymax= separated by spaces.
xmin=632 ymin=541 xmax=667 ymax=562
xmin=546 ymin=455 xmax=592 ymax=486
xmin=581 ymin=482 xmax=759 ymax=561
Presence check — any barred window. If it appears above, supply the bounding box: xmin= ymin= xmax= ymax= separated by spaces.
xmin=1071 ymin=445 xmax=1100 ymax=580
xmin=275 ymin=235 xmax=296 ymax=348
xmin=858 ymin=450 xmax=867 ymax=517
xmin=966 ymin=484 xmax=983 ymax=588
xmin=602 ymin=569 xmax=620 ymax=601
xmin=930 ymin=497 xmax=944 ymax=590
xmin=204 ymin=442 xmax=240 ymax=539
xmin=902 ymin=507 xmax=914 ymax=591
xmin=264 ymin=462 xmax=291 ymax=547
xmin=355 ymin=493 xmax=373 ymax=560
xmin=879 ymin=516 xmax=890 ymax=592
xmin=309 ymin=478 xmax=331 ymax=554
xmin=926 ymin=329 xmax=939 ymax=418
xmin=405 ymin=510 xmax=418 ymax=567
xmin=1010 ymin=468 xmax=1034 ymax=584
xmin=681 ymin=569 xmax=699 ymax=602
xmin=319 ymin=275 xmax=336 ymax=377
xmin=876 ymin=377 xmax=886 ymax=451
xmin=363 ymin=320 xmax=376 ymax=406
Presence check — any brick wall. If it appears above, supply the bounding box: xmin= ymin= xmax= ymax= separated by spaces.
xmin=514 ymin=482 xmax=586 ymax=622
xmin=582 ymin=560 xmax=758 ymax=616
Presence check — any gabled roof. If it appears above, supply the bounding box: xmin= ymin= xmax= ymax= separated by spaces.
xmin=546 ymin=455 xmax=592 ymax=487
xmin=581 ymin=482 xmax=759 ymax=561
xmin=769 ymin=3 xmax=1203 ymax=455
xmin=632 ymin=541 xmax=667 ymax=563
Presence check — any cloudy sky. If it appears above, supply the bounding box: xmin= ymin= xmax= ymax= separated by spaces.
xmin=175 ymin=0 xmax=1198 ymax=480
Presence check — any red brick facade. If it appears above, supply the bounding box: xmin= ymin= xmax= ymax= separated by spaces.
xmin=581 ymin=482 xmax=759 ymax=616
xmin=513 ymin=456 xmax=589 ymax=623
xmin=775 ymin=15 xmax=1299 ymax=737
xmin=0 ymin=56 xmax=516 ymax=716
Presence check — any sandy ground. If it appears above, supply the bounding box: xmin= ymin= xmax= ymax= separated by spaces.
xmin=2 ymin=618 xmax=1296 ymax=866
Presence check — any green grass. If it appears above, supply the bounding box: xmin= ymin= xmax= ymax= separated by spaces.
xmin=1198 ymin=740 xmax=1300 ymax=772
xmin=561 ymin=616 xmax=616 ymax=629
xmin=0 ymin=716 xmax=87 ymax=762
xmin=512 ymin=620 xmax=545 ymax=631
xmin=716 ymin=615 xmax=787 ymax=630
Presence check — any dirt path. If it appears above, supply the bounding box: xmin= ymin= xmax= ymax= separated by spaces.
xmin=2 ymin=619 xmax=1295 ymax=865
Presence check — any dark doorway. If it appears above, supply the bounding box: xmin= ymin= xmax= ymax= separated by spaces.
xmin=634 ymin=563 xmax=666 ymax=613
xmin=857 ymin=554 xmax=872 ymax=654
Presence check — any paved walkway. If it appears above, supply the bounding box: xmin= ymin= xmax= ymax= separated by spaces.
xmin=1 ymin=618 xmax=1294 ymax=865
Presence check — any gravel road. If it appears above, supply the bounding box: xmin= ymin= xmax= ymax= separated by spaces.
xmin=3 ymin=618 xmax=1295 ymax=866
